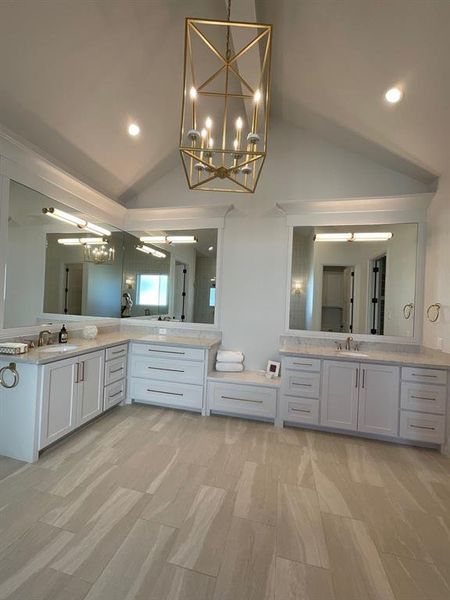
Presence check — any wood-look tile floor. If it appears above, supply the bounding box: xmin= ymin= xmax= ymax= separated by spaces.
xmin=1 ymin=404 xmax=450 ymax=600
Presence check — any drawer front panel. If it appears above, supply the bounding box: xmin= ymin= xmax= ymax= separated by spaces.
xmin=131 ymin=343 xmax=204 ymax=362
xmin=106 ymin=344 xmax=128 ymax=362
xmin=130 ymin=378 xmax=203 ymax=411
xmin=104 ymin=379 xmax=126 ymax=410
xmin=282 ymin=372 xmax=321 ymax=399
xmin=284 ymin=397 xmax=319 ymax=425
xmin=105 ymin=356 xmax=127 ymax=386
xmin=209 ymin=383 xmax=277 ymax=419
xmin=283 ymin=356 xmax=321 ymax=372
xmin=399 ymin=410 xmax=445 ymax=444
xmin=402 ymin=366 xmax=447 ymax=386
xmin=131 ymin=356 xmax=204 ymax=384
xmin=401 ymin=382 xmax=446 ymax=415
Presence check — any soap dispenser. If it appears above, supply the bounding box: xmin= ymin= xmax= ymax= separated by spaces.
xmin=59 ymin=324 xmax=68 ymax=344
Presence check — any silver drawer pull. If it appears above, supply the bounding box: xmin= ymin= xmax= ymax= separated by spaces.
xmin=292 ymin=382 xmax=312 ymax=387
xmin=109 ymin=389 xmax=123 ymax=398
xmin=293 ymin=362 xmax=313 ymax=367
xmin=147 ymin=388 xmax=183 ymax=397
xmin=411 ymin=373 xmax=437 ymax=378
xmin=291 ymin=408 xmax=311 ymax=413
xmin=148 ymin=349 xmax=185 ymax=355
xmin=110 ymin=367 xmax=124 ymax=374
xmin=112 ymin=349 xmax=125 ymax=355
xmin=410 ymin=424 xmax=436 ymax=431
xmin=148 ymin=367 xmax=184 ymax=373
xmin=221 ymin=395 xmax=263 ymax=404
xmin=411 ymin=395 xmax=436 ymax=401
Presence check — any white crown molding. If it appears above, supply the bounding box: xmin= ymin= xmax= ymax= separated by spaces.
xmin=0 ymin=128 xmax=127 ymax=228
xmin=125 ymin=204 xmax=234 ymax=231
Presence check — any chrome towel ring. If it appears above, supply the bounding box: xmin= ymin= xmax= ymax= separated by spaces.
xmin=403 ymin=303 xmax=414 ymax=319
xmin=426 ymin=303 xmax=441 ymax=323
xmin=0 ymin=362 xmax=19 ymax=389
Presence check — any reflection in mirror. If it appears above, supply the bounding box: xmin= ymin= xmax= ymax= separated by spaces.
xmin=289 ymin=224 xmax=418 ymax=337
xmin=4 ymin=180 xmax=123 ymax=328
xmin=126 ymin=229 xmax=217 ymax=324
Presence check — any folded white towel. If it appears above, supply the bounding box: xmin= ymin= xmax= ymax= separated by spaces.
xmin=216 ymin=350 xmax=244 ymax=363
xmin=215 ymin=362 xmax=244 ymax=372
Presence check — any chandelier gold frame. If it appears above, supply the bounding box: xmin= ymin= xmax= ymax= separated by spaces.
xmin=179 ymin=17 xmax=272 ymax=193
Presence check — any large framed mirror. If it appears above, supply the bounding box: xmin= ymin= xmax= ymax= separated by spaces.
xmin=2 ymin=180 xmax=219 ymax=329
xmin=288 ymin=223 xmax=420 ymax=338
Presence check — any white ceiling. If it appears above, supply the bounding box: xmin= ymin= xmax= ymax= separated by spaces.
xmin=0 ymin=0 xmax=448 ymax=201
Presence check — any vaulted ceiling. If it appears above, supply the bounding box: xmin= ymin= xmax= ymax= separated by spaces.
xmin=0 ymin=0 xmax=448 ymax=201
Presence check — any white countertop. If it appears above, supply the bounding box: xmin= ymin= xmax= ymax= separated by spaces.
xmin=0 ymin=332 xmax=221 ymax=365
xmin=207 ymin=370 xmax=281 ymax=387
xmin=279 ymin=344 xmax=450 ymax=369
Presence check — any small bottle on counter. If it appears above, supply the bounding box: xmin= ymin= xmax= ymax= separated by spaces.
xmin=59 ymin=324 xmax=68 ymax=344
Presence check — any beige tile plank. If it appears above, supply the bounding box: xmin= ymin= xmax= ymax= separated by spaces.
xmin=138 ymin=564 xmax=216 ymax=600
xmin=312 ymin=460 xmax=364 ymax=519
xmin=381 ymin=552 xmax=450 ymax=600
xmin=274 ymin=557 xmax=335 ymax=600
xmin=234 ymin=461 xmax=277 ymax=525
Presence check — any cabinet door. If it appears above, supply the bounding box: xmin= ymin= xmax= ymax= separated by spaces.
xmin=321 ymin=360 xmax=359 ymax=430
xmin=358 ymin=364 xmax=399 ymax=437
xmin=40 ymin=357 xmax=78 ymax=448
xmin=78 ymin=351 xmax=105 ymax=426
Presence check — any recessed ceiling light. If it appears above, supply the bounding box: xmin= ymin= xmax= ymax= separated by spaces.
xmin=208 ymin=246 xmax=214 ymax=251
xmin=385 ymin=87 xmax=403 ymax=104
xmin=128 ymin=123 xmax=140 ymax=137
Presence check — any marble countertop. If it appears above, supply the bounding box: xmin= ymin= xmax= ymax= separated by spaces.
xmin=207 ymin=370 xmax=281 ymax=387
xmin=279 ymin=344 xmax=450 ymax=369
xmin=0 ymin=332 xmax=221 ymax=365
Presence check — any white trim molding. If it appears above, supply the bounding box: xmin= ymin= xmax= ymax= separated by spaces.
xmin=125 ymin=204 xmax=234 ymax=232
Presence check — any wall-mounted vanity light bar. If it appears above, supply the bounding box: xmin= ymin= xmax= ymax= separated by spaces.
xmin=57 ymin=237 xmax=109 ymax=246
xmin=136 ymin=244 xmax=167 ymax=258
xmin=139 ymin=235 xmax=198 ymax=244
xmin=42 ymin=207 xmax=111 ymax=237
xmin=314 ymin=232 xmax=393 ymax=242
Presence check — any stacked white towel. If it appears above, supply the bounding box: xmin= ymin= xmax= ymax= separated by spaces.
xmin=215 ymin=350 xmax=244 ymax=372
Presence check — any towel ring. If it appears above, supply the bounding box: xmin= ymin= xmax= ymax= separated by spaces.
xmin=426 ymin=303 xmax=441 ymax=323
xmin=0 ymin=362 xmax=20 ymax=389
xmin=403 ymin=303 xmax=414 ymax=319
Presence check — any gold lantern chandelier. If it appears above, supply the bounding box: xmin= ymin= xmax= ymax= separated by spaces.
xmin=179 ymin=0 xmax=272 ymax=193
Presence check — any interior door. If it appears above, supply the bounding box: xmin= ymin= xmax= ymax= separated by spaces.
xmin=358 ymin=363 xmax=399 ymax=437
xmin=78 ymin=351 xmax=104 ymax=425
xmin=321 ymin=360 xmax=359 ymax=430
xmin=40 ymin=357 xmax=78 ymax=448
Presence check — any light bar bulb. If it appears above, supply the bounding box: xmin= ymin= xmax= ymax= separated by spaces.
xmin=42 ymin=207 xmax=86 ymax=228
xmin=353 ymin=232 xmax=393 ymax=241
xmin=166 ymin=235 xmax=198 ymax=244
xmin=314 ymin=232 xmax=353 ymax=242
xmin=57 ymin=237 xmax=107 ymax=246
xmin=83 ymin=222 xmax=111 ymax=236
xmin=136 ymin=244 xmax=166 ymax=257
xmin=139 ymin=236 xmax=167 ymax=244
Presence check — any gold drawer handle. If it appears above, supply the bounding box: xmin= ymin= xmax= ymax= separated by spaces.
xmin=221 ymin=395 xmax=263 ymax=404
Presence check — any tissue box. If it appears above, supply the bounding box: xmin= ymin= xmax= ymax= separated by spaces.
xmin=0 ymin=342 xmax=28 ymax=355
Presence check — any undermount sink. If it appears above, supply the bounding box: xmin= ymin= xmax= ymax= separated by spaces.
xmin=337 ymin=350 xmax=369 ymax=358
xmin=39 ymin=344 xmax=79 ymax=353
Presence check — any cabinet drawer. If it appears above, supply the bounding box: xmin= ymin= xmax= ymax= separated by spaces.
xmin=130 ymin=378 xmax=203 ymax=411
xmin=208 ymin=382 xmax=277 ymax=419
xmin=282 ymin=371 xmax=320 ymax=399
xmin=283 ymin=356 xmax=321 ymax=372
xmin=131 ymin=343 xmax=204 ymax=362
xmin=104 ymin=379 xmax=126 ymax=410
xmin=401 ymin=382 xmax=446 ymax=415
xmin=131 ymin=356 xmax=204 ymax=385
xmin=106 ymin=344 xmax=128 ymax=362
xmin=284 ymin=397 xmax=319 ymax=425
xmin=402 ymin=366 xmax=447 ymax=386
xmin=104 ymin=356 xmax=127 ymax=386
xmin=400 ymin=410 xmax=445 ymax=444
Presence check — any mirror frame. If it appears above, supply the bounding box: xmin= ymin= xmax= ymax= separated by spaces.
xmin=284 ymin=212 xmax=427 ymax=346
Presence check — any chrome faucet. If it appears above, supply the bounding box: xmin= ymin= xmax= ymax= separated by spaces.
xmin=38 ymin=330 xmax=53 ymax=347
xmin=345 ymin=336 xmax=353 ymax=351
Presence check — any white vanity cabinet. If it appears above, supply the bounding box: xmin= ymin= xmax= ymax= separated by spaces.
xmin=104 ymin=343 xmax=128 ymax=409
xmin=129 ymin=342 xmax=207 ymax=413
xmin=39 ymin=349 xmax=104 ymax=448
xmin=321 ymin=360 xmax=399 ymax=436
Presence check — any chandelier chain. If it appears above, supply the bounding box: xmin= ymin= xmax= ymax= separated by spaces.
xmin=225 ymin=0 xmax=231 ymax=60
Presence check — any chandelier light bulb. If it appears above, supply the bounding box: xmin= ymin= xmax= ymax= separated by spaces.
xmin=128 ymin=123 xmax=140 ymax=137
xmin=254 ymin=89 xmax=261 ymax=103
xmin=235 ymin=117 xmax=243 ymax=130
xmin=205 ymin=116 xmax=212 ymax=129
xmin=189 ymin=86 xmax=197 ymax=99
xmin=233 ymin=139 xmax=238 ymax=150
xmin=201 ymin=128 xmax=207 ymax=139
xmin=385 ymin=87 xmax=403 ymax=104
xmin=209 ymin=138 xmax=214 ymax=148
